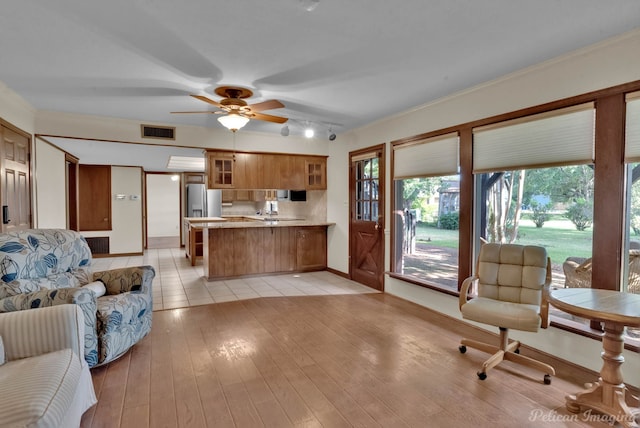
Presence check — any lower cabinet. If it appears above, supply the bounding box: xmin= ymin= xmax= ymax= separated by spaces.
xmin=296 ymin=226 xmax=328 ymax=271
xmin=204 ymin=226 xmax=327 ymax=280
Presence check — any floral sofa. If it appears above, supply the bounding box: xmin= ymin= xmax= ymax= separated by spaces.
xmin=0 ymin=229 xmax=155 ymax=367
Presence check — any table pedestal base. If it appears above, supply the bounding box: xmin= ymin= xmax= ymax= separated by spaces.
xmin=566 ymin=379 xmax=640 ymax=427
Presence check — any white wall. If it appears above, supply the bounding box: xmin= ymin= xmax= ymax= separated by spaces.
xmin=34 ymin=138 xmax=67 ymax=228
xmin=327 ymin=29 xmax=640 ymax=386
xmin=0 ymin=82 xmax=35 ymax=136
xmin=146 ymin=174 xmax=180 ymax=238
xmin=35 ymin=110 xmax=330 ymax=157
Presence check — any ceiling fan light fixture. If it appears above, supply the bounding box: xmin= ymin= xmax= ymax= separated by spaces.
xmin=218 ymin=113 xmax=249 ymax=132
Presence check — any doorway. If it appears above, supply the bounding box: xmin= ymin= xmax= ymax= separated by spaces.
xmin=145 ymin=173 xmax=181 ymax=249
xmin=349 ymin=144 xmax=385 ymax=291
xmin=1 ymin=123 xmax=31 ymax=232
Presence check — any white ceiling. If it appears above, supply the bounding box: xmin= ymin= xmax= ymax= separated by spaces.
xmin=2 ymin=0 xmax=640 ymax=140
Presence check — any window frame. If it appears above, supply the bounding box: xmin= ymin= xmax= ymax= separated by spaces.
xmin=389 ymin=79 xmax=640 ymax=351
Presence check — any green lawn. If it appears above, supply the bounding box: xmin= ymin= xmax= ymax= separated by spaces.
xmin=415 ymin=216 xmax=593 ymax=265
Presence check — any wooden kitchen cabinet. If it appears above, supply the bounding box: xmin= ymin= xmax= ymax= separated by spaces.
xmin=205 ymin=150 xmax=327 ymax=190
xmin=206 ymin=151 xmax=234 ymax=188
xmin=260 ymin=154 xmax=281 ymax=189
xmin=184 ymin=172 xmax=205 ymax=184
xmin=295 ymin=226 xmax=327 ymax=270
xmin=234 ymin=152 xmax=261 ymax=189
xmin=279 ymin=155 xmax=305 ymax=190
xmin=185 ymin=223 xmax=203 ymax=266
xmin=305 ymin=158 xmax=327 ymax=189
xmin=221 ymin=189 xmax=234 ymax=203
xmin=204 ymin=225 xmax=327 ymax=280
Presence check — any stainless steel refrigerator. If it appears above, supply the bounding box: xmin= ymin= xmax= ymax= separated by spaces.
xmin=184 ymin=184 xmax=222 ymax=246
xmin=185 ymin=184 xmax=222 ymax=218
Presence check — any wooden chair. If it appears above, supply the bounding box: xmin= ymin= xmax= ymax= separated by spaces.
xmin=458 ymin=242 xmax=555 ymax=384
xmin=563 ymin=247 xmax=640 ymax=294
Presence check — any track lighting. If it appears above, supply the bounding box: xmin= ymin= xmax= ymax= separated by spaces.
xmin=299 ymin=0 xmax=319 ymax=12
xmin=304 ymin=128 xmax=315 ymax=138
xmin=281 ymin=125 xmax=289 ymax=136
xmin=328 ymin=127 xmax=336 ymax=141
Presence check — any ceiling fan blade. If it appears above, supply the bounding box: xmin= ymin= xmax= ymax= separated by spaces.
xmin=251 ymin=112 xmax=288 ymax=124
xmin=191 ymin=94 xmax=223 ymax=107
xmin=170 ymin=110 xmax=216 ymax=114
xmin=248 ymin=99 xmax=284 ymax=112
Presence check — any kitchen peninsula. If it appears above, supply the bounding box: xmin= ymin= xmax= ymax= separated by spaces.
xmin=193 ymin=217 xmax=332 ymax=280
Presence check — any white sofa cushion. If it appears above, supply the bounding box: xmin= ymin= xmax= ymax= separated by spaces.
xmin=461 ymin=297 xmax=542 ymax=332
xmin=0 ymin=348 xmax=81 ymax=428
xmin=82 ymin=280 xmax=106 ymax=298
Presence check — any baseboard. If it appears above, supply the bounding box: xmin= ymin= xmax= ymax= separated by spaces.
xmin=381 ymin=291 xmax=639 ymax=394
xmin=92 ymin=251 xmax=144 ymax=258
xmin=326 ymin=267 xmax=349 ymax=279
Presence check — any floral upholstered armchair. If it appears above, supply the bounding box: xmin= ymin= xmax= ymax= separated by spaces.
xmin=0 ymin=229 xmax=155 ymax=367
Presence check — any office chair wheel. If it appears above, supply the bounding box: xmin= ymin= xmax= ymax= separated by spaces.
xmin=544 ymin=374 xmax=552 ymax=385
xmin=477 ymin=371 xmax=487 ymax=380
xmin=459 ymin=345 xmax=467 ymax=354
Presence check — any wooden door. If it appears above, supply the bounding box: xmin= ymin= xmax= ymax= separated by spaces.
xmin=1 ymin=125 xmax=31 ymax=232
xmin=78 ymin=165 xmax=111 ymax=231
xmin=66 ymin=155 xmax=79 ymax=231
xmin=349 ymin=145 xmax=385 ymax=291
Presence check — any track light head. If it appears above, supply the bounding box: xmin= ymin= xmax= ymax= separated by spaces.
xmin=280 ymin=125 xmax=289 ymax=136
xmin=329 ymin=132 xmax=336 ymax=141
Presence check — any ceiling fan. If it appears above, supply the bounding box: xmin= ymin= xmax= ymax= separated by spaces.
xmin=172 ymin=86 xmax=288 ymax=131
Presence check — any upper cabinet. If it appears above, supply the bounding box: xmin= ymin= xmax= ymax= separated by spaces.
xmin=304 ymin=158 xmax=326 ymax=190
xmin=206 ymin=151 xmax=234 ymax=189
xmin=205 ymin=151 xmax=327 ymax=190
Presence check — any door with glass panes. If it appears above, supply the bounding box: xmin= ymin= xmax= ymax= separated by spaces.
xmin=349 ymin=144 xmax=385 ymax=290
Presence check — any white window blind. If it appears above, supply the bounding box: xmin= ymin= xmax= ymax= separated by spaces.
xmin=625 ymin=92 xmax=640 ymax=162
xmin=393 ymin=132 xmax=459 ymax=179
xmin=473 ymin=103 xmax=595 ymax=173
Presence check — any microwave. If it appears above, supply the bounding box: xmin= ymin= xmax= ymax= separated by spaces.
xmin=289 ymin=190 xmax=307 ymax=202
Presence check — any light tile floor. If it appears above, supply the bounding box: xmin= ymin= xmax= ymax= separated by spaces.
xmin=92 ymin=247 xmax=378 ymax=311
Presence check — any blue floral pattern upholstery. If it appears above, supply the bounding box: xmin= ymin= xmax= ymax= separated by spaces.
xmin=0 ymin=229 xmax=154 ymax=367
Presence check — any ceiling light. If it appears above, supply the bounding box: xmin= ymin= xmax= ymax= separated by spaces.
xmin=217 ymin=113 xmax=249 ymax=132
xmin=281 ymin=125 xmax=290 ymax=136
xmin=299 ymin=0 xmax=319 ymax=12
xmin=167 ymin=156 xmax=205 ymax=171
xmin=328 ymin=127 xmax=336 ymax=141
xmin=170 ymin=175 xmax=180 ymax=181
xmin=304 ymin=128 xmax=315 ymax=138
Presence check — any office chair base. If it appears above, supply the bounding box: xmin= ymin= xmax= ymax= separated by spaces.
xmin=459 ymin=329 xmax=555 ymax=384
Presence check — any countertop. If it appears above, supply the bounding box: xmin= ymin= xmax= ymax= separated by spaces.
xmin=189 ymin=217 xmax=335 ymax=229
xmin=183 ymin=217 xmax=227 ymax=222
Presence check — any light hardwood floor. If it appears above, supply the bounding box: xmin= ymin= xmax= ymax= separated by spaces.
xmin=81 ymin=291 xmax=616 ymax=428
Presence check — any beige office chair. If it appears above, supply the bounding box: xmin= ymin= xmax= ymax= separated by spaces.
xmin=458 ymin=242 xmax=555 ymax=384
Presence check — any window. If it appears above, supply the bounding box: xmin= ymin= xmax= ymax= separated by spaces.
xmin=475 ymin=166 xmax=594 ymax=289
xmin=392 ymin=133 xmax=460 ymax=290
xmin=473 ymin=104 xmax=596 ymax=328
xmin=353 ymin=154 xmax=379 ymax=221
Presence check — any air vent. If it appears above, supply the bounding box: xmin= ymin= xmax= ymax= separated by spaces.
xmin=85 ymin=237 xmax=110 ymax=255
xmin=141 ymin=124 xmax=175 ymax=140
